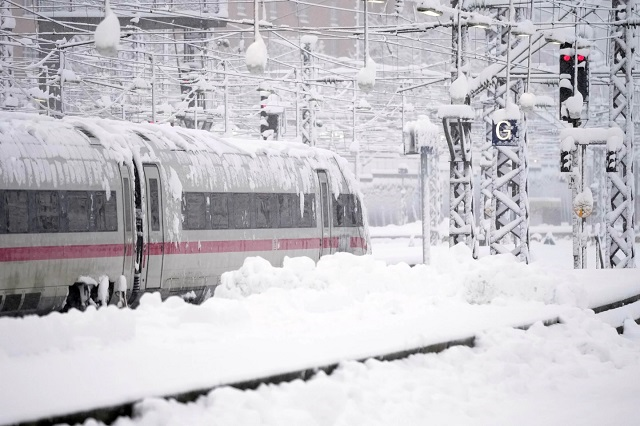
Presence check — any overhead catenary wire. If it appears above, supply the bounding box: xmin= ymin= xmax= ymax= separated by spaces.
xmin=0 ymin=0 xmax=627 ymax=141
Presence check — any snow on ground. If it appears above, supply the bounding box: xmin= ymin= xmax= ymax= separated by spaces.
xmin=106 ymin=313 xmax=640 ymax=426
xmin=1 ymin=228 xmax=639 ymax=425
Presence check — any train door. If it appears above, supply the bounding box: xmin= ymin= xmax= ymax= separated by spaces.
xmin=143 ymin=164 xmax=164 ymax=289
xmin=317 ymin=170 xmax=332 ymax=257
xmin=119 ymin=164 xmax=135 ymax=279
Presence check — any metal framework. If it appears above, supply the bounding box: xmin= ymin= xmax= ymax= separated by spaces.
xmin=489 ymin=118 xmax=530 ymax=262
xmin=487 ymin=7 xmax=531 ymax=263
xmin=591 ymin=144 xmax=608 ymax=268
xmin=0 ymin=1 xmax=13 ymax=108
xmin=421 ymin=146 xmax=433 ymax=264
xmin=443 ymin=114 xmax=477 ymax=256
xmin=569 ymin=139 xmax=588 ymax=268
xmin=441 ymin=1 xmax=476 ymax=255
xmin=480 ymin=22 xmax=499 ymax=246
xmin=607 ymin=0 xmax=636 ymax=268
xmin=301 ymin=39 xmax=316 ymax=146
xmin=428 ymin=149 xmax=442 ymax=245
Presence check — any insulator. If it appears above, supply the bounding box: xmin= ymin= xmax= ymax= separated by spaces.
xmin=395 ymin=0 xmax=404 ymax=15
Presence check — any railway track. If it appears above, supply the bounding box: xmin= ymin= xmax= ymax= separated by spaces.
xmin=16 ymin=292 xmax=640 ymax=426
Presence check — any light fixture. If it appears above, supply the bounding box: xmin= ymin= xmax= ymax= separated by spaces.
xmin=417 ymin=0 xmax=443 ymax=17
xmin=543 ymin=29 xmax=569 ymax=45
xmin=466 ymin=13 xmax=492 ymax=29
xmin=512 ymin=20 xmax=536 ymax=37
xmin=361 ymin=0 xmax=385 ymax=3
xmin=544 ymin=35 xmax=563 ymax=45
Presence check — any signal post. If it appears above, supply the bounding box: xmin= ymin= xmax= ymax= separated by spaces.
xmin=558 ymin=39 xmax=591 ymax=269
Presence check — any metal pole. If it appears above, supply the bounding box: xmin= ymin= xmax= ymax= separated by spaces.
xmin=223 ymin=60 xmax=229 ymax=135
xmin=294 ymin=68 xmax=299 ymax=139
xmin=573 ymin=9 xmax=579 ymax=102
xmin=150 ymin=54 xmax=156 ymax=123
xmin=421 ymin=146 xmax=431 ymax=265
xmin=456 ymin=1 xmax=461 ymax=77
xmin=525 ymin=0 xmax=533 ymax=91
xmin=355 ymin=146 xmax=361 ymax=181
xmin=572 ymin=7 xmax=585 ymax=269
xmin=59 ymin=50 xmax=65 ymax=115
xmin=254 ymin=0 xmax=259 ymax=40
xmin=364 ymin=0 xmax=369 ymax=65
xmin=505 ymin=0 xmax=514 ymax=105
xmin=580 ymin=144 xmax=587 ymax=268
xmin=353 ymin=80 xmax=357 ymax=144
xmin=401 ymin=82 xmax=406 ymax=136
xmin=353 ymin=80 xmax=358 ymax=178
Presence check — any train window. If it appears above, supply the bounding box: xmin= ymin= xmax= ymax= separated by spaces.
xmin=211 ymin=193 xmax=229 ymax=229
xmin=75 ymin=127 xmax=100 ymax=145
xmin=300 ymin=193 xmax=316 ymax=228
xmin=0 ymin=191 xmax=4 ymax=234
xmin=320 ymin=182 xmax=330 ymax=228
xmin=231 ymin=193 xmax=252 ymax=229
xmin=182 ymin=192 xmax=207 ymax=230
xmin=123 ymin=178 xmax=132 ymax=232
xmin=256 ymin=194 xmax=278 ymax=229
xmin=353 ymin=195 xmax=364 ymax=227
xmin=2 ymin=294 xmax=21 ymax=312
xmin=149 ymin=179 xmax=160 ymax=231
xmin=66 ymin=192 xmax=90 ymax=232
xmin=1 ymin=191 xmax=26 ymax=233
xmin=34 ymin=191 xmax=60 ymax=232
xmin=134 ymin=131 xmax=151 ymax=142
xmin=278 ymin=193 xmax=296 ymax=228
xmin=334 ymin=194 xmax=349 ymax=227
xmin=94 ymin=192 xmax=118 ymax=232
xmin=331 ymin=194 xmax=362 ymax=227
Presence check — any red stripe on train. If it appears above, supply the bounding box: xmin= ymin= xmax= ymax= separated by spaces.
xmin=350 ymin=237 xmax=368 ymax=250
xmin=0 ymin=244 xmax=126 ymax=262
xmin=149 ymin=238 xmax=324 ymax=255
xmin=0 ymin=236 xmax=366 ymax=262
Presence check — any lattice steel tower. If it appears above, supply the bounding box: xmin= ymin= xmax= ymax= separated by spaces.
xmin=607 ymin=0 xmax=636 ymax=268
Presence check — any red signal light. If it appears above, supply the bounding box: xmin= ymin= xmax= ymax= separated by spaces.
xmin=577 ymin=54 xmax=585 ymax=61
xmin=562 ymin=55 xmax=571 ymax=61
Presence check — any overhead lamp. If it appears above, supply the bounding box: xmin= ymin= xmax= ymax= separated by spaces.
xmin=543 ymin=29 xmax=571 ymax=45
xmin=417 ymin=0 xmax=443 ymax=17
xmin=512 ymin=20 xmax=536 ymax=37
xmin=544 ymin=35 xmax=564 ymax=45
xmin=466 ymin=13 xmax=492 ymax=29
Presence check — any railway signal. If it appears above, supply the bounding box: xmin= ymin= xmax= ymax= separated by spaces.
xmin=560 ymin=149 xmax=572 ymax=173
xmin=259 ymin=82 xmax=272 ymax=140
xmin=559 ymin=42 xmax=589 ymax=121
xmin=575 ymin=54 xmax=589 ymax=102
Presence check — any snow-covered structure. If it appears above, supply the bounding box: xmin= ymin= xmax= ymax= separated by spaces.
xmin=606 ymin=0 xmax=636 ymax=269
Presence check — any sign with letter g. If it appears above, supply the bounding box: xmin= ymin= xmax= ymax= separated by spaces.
xmin=492 ymin=120 xmax=518 ymax=146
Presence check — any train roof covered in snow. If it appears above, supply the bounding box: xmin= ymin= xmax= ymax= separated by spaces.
xmin=0 ymin=112 xmax=358 ymax=196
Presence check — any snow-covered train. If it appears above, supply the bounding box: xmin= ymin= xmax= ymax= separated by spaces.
xmin=0 ymin=113 xmax=369 ymax=315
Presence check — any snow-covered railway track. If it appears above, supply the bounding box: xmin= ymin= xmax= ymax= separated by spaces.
xmin=16 ymin=318 xmax=566 ymax=426
xmin=16 ymin=295 xmax=640 ymax=426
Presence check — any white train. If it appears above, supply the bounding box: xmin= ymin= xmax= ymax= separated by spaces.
xmin=0 ymin=112 xmax=369 ymax=315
